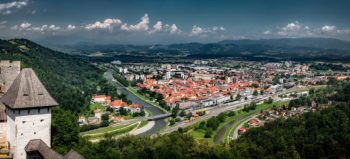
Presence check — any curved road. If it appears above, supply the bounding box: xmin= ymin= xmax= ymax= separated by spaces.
xmin=104 ymin=72 xmax=167 ymax=136
xmin=213 ymin=112 xmax=258 ymax=144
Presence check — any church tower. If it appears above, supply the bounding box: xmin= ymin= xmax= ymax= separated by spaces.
xmin=1 ymin=68 xmax=58 ymax=159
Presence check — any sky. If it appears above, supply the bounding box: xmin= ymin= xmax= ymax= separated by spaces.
xmin=1 ymin=0 xmax=350 ymax=45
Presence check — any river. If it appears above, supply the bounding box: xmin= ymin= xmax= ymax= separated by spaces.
xmin=104 ymin=72 xmax=167 ymax=136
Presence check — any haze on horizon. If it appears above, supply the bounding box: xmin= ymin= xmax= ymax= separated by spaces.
xmin=1 ymin=0 xmax=350 ymax=45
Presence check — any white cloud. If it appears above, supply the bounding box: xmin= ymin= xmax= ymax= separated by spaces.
xmin=0 ymin=0 xmax=28 ymax=15
xmin=2 ymin=10 xmax=11 ymax=15
xmin=190 ymin=25 xmax=205 ymax=36
xmin=321 ymin=25 xmax=336 ymax=32
xmin=32 ymin=24 xmax=48 ymax=32
xmin=5 ymin=13 xmax=228 ymax=42
xmin=277 ymin=21 xmax=312 ymax=37
xmin=85 ymin=18 xmax=122 ymax=30
xmin=190 ymin=25 xmax=225 ymax=37
xmin=0 ymin=21 xmax=7 ymax=25
xmin=121 ymin=14 xmax=150 ymax=31
xmin=67 ymin=24 xmax=76 ymax=30
xmin=48 ymin=25 xmax=61 ymax=31
xmin=11 ymin=22 xmax=64 ymax=33
xmin=0 ymin=21 xmax=7 ymax=29
xmin=149 ymin=21 xmax=162 ymax=33
xmin=262 ymin=30 xmax=271 ymax=35
xmin=213 ymin=26 xmax=225 ymax=31
xmin=19 ymin=22 xmax=32 ymax=30
xmin=170 ymin=24 xmax=180 ymax=34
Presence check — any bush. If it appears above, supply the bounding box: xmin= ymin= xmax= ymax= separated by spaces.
xmin=228 ymin=111 xmax=236 ymax=117
xmin=204 ymin=129 xmax=213 ymax=138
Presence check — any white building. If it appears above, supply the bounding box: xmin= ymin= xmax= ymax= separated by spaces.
xmin=213 ymin=95 xmax=231 ymax=104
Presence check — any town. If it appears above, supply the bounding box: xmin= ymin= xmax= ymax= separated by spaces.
xmin=74 ymin=58 xmax=349 ymax=144
xmin=2 ymin=0 xmax=350 ymax=158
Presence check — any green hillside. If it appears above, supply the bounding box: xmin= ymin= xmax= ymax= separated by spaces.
xmin=0 ymin=39 xmax=105 ymax=112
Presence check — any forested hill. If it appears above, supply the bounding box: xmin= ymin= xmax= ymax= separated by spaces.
xmin=0 ymin=39 xmax=104 ymax=112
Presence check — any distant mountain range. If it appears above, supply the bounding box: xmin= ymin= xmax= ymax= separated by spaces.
xmin=56 ymin=37 xmax=350 ymax=62
xmin=219 ymin=38 xmax=350 ymax=50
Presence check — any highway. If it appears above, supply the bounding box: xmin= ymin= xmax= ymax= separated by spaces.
xmin=104 ymin=72 xmax=167 ymax=136
xmin=160 ymin=86 xmax=310 ymax=135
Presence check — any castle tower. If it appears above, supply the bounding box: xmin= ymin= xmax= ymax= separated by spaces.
xmin=1 ymin=68 xmax=58 ymax=159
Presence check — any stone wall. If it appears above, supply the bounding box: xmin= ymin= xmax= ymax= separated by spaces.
xmin=0 ymin=60 xmax=21 ymax=93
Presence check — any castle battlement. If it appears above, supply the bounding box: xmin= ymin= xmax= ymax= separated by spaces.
xmin=0 ymin=61 xmax=21 ymax=69
xmin=0 ymin=60 xmax=21 ymax=94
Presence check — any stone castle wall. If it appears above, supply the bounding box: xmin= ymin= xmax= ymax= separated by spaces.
xmin=0 ymin=60 xmax=21 ymax=93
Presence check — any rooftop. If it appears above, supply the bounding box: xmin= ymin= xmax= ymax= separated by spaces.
xmin=1 ymin=68 xmax=58 ymax=109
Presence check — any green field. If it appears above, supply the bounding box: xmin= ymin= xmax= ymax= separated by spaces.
xmin=80 ymin=122 xmax=139 ymax=139
xmin=89 ymin=103 xmax=104 ymax=111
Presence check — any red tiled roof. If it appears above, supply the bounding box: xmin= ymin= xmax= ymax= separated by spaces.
xmin=109 ymin=100 xmax=127 ymax=107
xmin=130 ymin=104 xmax=140 ymax=108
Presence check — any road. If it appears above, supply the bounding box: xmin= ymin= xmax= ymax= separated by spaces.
xmin=213 ymin=113 xmax=258 ymax=144
xmin=230 ymin=115 xmax=257 ymax=140
xmin=160 ymin=95 xmax=268 ymax=135
xmin=160 ymin=86 xmax=310 ymax=135
xmin=104 ymin=72 xmax=167 ymax=136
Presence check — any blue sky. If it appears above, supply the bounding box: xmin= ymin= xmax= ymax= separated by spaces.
xmin=1 ymin=0 xmax=350 ymax=44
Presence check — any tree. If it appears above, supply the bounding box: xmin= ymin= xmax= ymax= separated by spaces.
xmin=51 ymin=108 xmax=79 ymax=154
xmin=158 ymin=100 xmax=167 ymax=108
xmin=139 ymin=110 xmax=146 ymax=117
xmin=119 ymin=107 xmax=128 ymax=116
xmin=228 ymin=111 xmax=236 ymax=117
xmin=206 ymin=117 xmax=220 ymax=130
xmin=179 ymin=110 xmax=186 ymax=117
xmin=204 ymin=129 xmax=213 ymax=138
xmin=169 ymin=119 xmax=176 ymax=126
xmin=100 ymin=113 xmax=110 ymax=127
xmin=217 ymin=112 xmax=227 ymax=123
xmin=185 ymin=112 xmax=192 ymax=120
xmin=171 ymin=106 xmax=180 ymax=118
xmin=250 ymin=83 xmax=258 ymax=88
xmin=236 ymin=94 xmax=242 ymax=100
xmin=265 ymin=97 xmax=273 ymax=104
xmin=253 ymin=90 xmax=258 ymax=96
xmin=198 ymin=121 xmax=206 ymax=129
xmin=249 ymin=101 xmax=257 ymax=110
